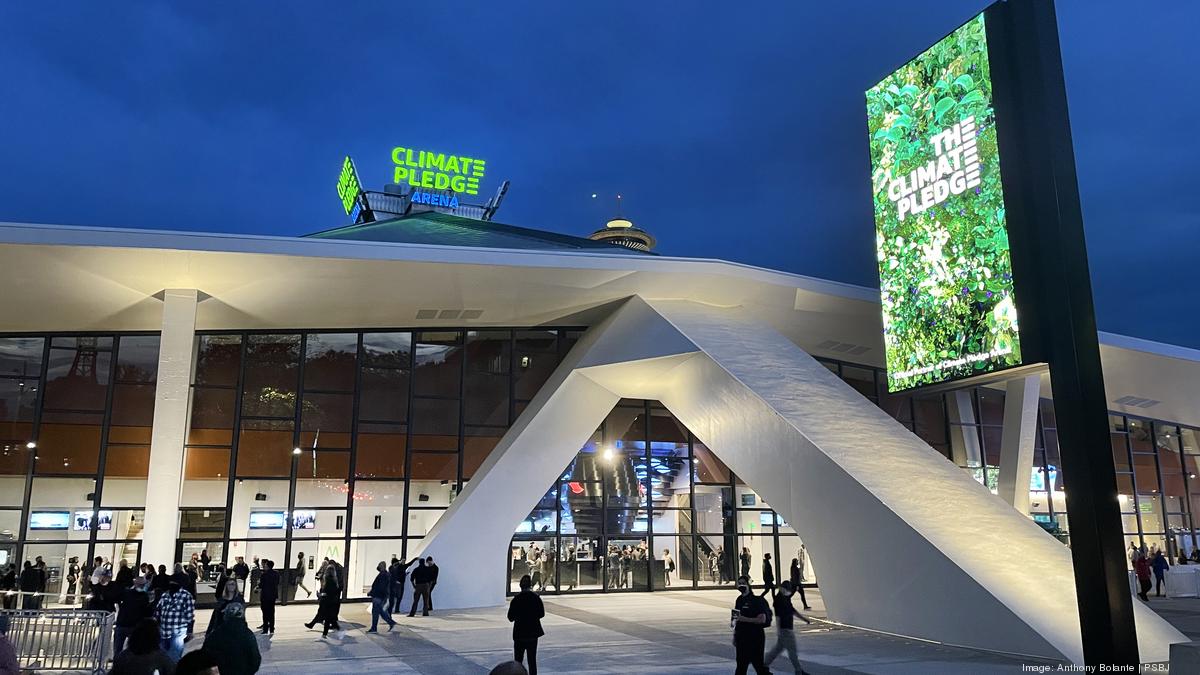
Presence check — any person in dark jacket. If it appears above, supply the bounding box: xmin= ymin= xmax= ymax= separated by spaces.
xmin=206 ymin=578 xmax=243 ymax=637
xmin=114 ymin=577 xmax=153 ymax=654
xmin=200 ymin=602 xmax=260 ymax=675
xmin=0 ymin=565 xmax=16 ymax=610
xmin=506 ymin=574 xmax=544 ymax=675
xmin=733 ymin=575 xmax=771 ymax=675
xmin=388 ymin=556 xmax=418 ymax=614
xmin=114 ymin=559 xmax=135 ymax=590
xmin=408 ymin=558 xmax=433 ymax=617
xmin=1152 ymin=550 xmax=1171 ymax=597
xmin=304 ymin=566 xmax=342 ymax=637
xmin=19 ymin=561 xmax=39 ymax=609
xmin=425 ymin=556 xmax=440 ymax=610
xmin=88 ymin=569 xmax=118 ymax=612
xmin=231 ymin=557 xmax=250 ymax=584
xmin=760 ymin=553 xmax=775 ymax=598
xmin=367 ymin=561 xmax=396 ymax=632
xmin=257 ymin=559 xmax=279 ymax=634
xmin=789 ymin=558 xmax=812 ymax=611
xmin=108 ymin=618 xmax=175 ymax=675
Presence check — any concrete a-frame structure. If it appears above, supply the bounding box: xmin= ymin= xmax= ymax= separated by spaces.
xmin=412 ymin=296 xmax=1184 ymax=664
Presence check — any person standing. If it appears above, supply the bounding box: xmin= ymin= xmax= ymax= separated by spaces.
xmin=789 ymin=558 xmax=812 ymax=611
xmin=154 ymin=580 xmax=195 ymax=663
xmin=732 ymin=575 xmax=771 ymax=675
xmin=765 ymin=580 xmax=811 ymax=673
xmin=108 ymin=618 xmax=174 ymax=675
xmin=316 ymin=565 xmax=341 ymax=637
xmin=408 ymin=558 xmax=433 ymax=617
xmin=388 ymin=556 xmax=416 ymax=615
xmin=115 ymin=559 xmax=135 ymax=589
xmin=425 ymin=556 xmax=440 ymax=610
xmin=662 ymin=549 xmax=675 ymax=587
xmin=507 ymin=574 xmax=544 ymax=675
xmin=232 ymin=557 xmax=250 ymax=586
xmin=760 ymin=553 xmax=776 ymax=598
xmin=113 ymin=577 xmax=152 ymax=654
xmin=367 ymin=561 xmax=397 ymax=633
xmin=19 ymin=561 xmax=39 ymax=610
xmin=1134 ymin=549 xmax=1152 ymax=601
xmin=200 ymin=602 xmax=260 ymax=675
xmin=293 ymin=552 xmax=312 ymax=600
xmin=739 ymin=548 xmax=752 ymax=582
xmin=205 ymin=578 xmax=243 ymax=637
xmin=0 ymin=565 xmax=16 ymax=610
xmin=199 ymin=550 xmax=210 ymax=580
xmin=1152 ymin=549 xmax=1171 ymax=597
xmin=257 ymin=559 xmax=279 ymax=634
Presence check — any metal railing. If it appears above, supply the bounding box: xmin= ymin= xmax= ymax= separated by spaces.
xmin=0 ymin=601 xmax=114 ymax=674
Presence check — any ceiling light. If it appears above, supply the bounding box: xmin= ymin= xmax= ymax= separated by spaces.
xmin=293 ymin=447 xmax=302 ymax=455
xmin=25 ymin=442 xmax=35 ymax=449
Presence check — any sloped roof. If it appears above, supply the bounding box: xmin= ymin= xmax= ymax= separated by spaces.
xmin=305 ymin=211 xmax=654 ymax=254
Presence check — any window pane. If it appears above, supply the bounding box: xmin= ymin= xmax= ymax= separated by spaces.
xmin=514 ymin=330 xmax=558 ymax=400
xmin=411 ymin=399 xmax=459 ymax=450
xmin=37 ymin=411 xmax=103 ymax=475
xmin=1112 ymin=432 xmax=1131 ymax=472
xmin=0 ymin=337 xmax=44 ymax=377
xmin=359 ymin=367 xmax=409 ymax=423
xmin=104 ymin=445 xmax=150 ymax=479
xmin=44 ymin=339 xmax=112 ymax=411
xmin=300 ymin=393 xmax=353 ymax=449
xmin=1133 ymin=454 xmax=1159 ymax=494
xmin=463 ymin=427 xmax=504 ymax=480
xmin=362 ymin=333 xmax=411 ymax=369
xmin=914 ymin=396 xmax=947 ymax=446
xmin=296 ymin=450 xmax=349 ymax=481
xmin=841 ymin=366 xmax=875 ymax=399
xmin=188 ymin=388 xmax=236 ymax=446
xmin=1129 ymin=419 xmax=1153 ymax=453
xmin=353 ymin=482 xmax=405 ymax=536
xmin=409 ymin=452 xmax=457 ymax=482
xmin=0 ymin=443 xmax=30 ymax=477
xmin=242 ymin=335 xmax=300 ymax=417
xmin=195 ymin=335 xmax=242 ymax=387
xmin=184 ymin=447 xmax=229 ymax=480
xmin=116 ymin=335 xmax=159 ymax=383
xmin=109 ymin=383 xmax=156 ymax=445
xmin=0 ymin=377 xmax=37 ymax=441
xmin=304 ymin=333 xmax=358 ymax=392
xmin=692 ymin=440 xmax=730 ymax=484
xmin=413 ymin=332 xmax=463 ymax=398
xmin=237 ymin=419 xmax=294 ymax=477
xmin=355 ymin=423 xmax=406 ymax=479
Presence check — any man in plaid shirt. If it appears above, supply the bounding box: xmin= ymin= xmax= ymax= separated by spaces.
xmin=154 ymin=581 xmax=194 ymax=662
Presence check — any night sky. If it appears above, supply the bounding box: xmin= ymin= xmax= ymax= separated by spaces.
xmin=0 ymin=2 xmax=1194 ymax=347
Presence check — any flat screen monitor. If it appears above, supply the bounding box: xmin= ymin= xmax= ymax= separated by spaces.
xmin=291 ymin=510 xmax=316 ymax=530
xmin=29 ymin=511 xmax=70 ymax=530
xmin=248 ymin=511 xmax=286 ymax=530
xmin=73 ymin=510 xmax=113 ymax=531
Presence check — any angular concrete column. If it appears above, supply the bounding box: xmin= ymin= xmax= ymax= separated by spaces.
xmin=997 ymin=374 xmax=1043 ymax=515
xmin=141 ymin=289 xmax=199 ymax=567
xmin=948 ymin=389 xmax=983 ymax=468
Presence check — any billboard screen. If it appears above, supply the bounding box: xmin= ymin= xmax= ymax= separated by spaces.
xmin=867 ymin=11 xmax=1023 ymax=392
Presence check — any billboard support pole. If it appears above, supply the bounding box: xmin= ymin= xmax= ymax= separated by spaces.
xmin=987 ymin=0 xmax=1138 ymax=666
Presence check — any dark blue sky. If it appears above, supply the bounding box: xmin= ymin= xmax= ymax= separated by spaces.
xmin=0 ymin=2 xmax=1195 ymax=347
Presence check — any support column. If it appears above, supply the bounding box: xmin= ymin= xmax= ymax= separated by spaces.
xmin=142 ymin=289 xmax=199 ymax=567
xmin=947 ymin=390 xmax=982 ymax=469
xmin=997 ymin=374 xmax=1042 ymax=515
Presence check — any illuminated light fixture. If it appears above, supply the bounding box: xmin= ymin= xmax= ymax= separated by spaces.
xmin=602 ymin=446 xmax=614 ymax=462
xmin=293 ymin=447 xmax=302 ymax=455
xmin=25 ymin=442 xmax=36 ymax=449
xmin=692 ymin=458 xmax=699 ymax=464
xmin=1190 ymin=473 xmax=1196 ymax=479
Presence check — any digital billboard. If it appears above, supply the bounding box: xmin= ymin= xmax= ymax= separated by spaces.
xmin=867 ymin=12 xmax=1023 ymax=392
xmin=336 ymin=155 xmax=363 ymax=218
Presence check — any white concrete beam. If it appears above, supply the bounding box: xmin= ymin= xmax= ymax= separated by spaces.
xmin=997 ymin=374 xmax=1043 ymax=515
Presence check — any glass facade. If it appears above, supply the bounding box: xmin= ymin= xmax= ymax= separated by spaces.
xmin=2 ymin=330 xmax=1198 ymax=603
xmin=0 ymin=334 xmax=159 ymax=603
xmin=182 ymin=328 xmax=579 ymax=602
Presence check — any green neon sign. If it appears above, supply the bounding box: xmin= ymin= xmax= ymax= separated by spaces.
xmin=336 ymin=156 xmax=363 ymax=216
xmin=392 ymin=147 xmax=485 ymax=196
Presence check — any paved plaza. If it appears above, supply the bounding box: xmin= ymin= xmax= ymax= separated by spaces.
xmin=181 ymin=589 xmax=1073 ymax=674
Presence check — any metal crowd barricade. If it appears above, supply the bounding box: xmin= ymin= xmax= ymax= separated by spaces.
xmin=0 ymin=599 xmax=115 ymax=674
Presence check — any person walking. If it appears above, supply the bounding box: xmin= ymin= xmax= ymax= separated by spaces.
xmin=108 ymin=618 xmax=174 ymax=675
xmin=1152 ymin=549 xmax=1171 ymax=597
xmin=1134 ymin=548 xmax=1152 ymax=601
xmin=732 ymin=575 xmax=771 ymax=674
xmin=789 ymin=557 xmax=812 ymax=611
xmin=760 ymin=553 xmax=776 ymax=598
xmin=200 ymin=602 xmax=260 ymax=675
xmin=257 ymin=559 xmax=279 ymax=634
xmin=408 ymin=558 xmax=433 ymax=617
xmin=154 ymin=580 xmax=195 ymax=663
xmin=507 ymin=575 xmax=544 ymax=675
xmin=113 ymin=577 xmax=153 ymax=654
xmin=765 ymin=580 xmax=811 ymax=673
xmin=293 ymin=552 xmax=312 ymax=600
xmin=314 ymin=565 xmax=341 ymax=637
xmin=426 ymin=556 xmax=439 ymax=609
xmin=662 ymin=549 xmax=675 ymax=587
xmin=367 ymin=561 xmax=397 ymax=633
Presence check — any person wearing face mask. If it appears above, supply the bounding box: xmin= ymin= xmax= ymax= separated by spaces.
xmin=731 ymin=575 xmax=772 ymax=674
xmin=765 ymin=580 xmax=811 ymax=673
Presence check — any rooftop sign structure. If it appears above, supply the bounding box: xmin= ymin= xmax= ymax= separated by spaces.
xmin=392 ymin=147 xmax=486 ymax=196
xmin=336 ymin=156 xmax=364 ymax=219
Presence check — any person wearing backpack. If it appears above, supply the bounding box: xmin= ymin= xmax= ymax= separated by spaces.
xmin=732 ymin=575 xmax=772 ymax=674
